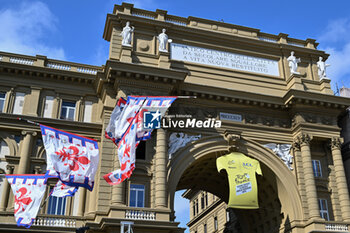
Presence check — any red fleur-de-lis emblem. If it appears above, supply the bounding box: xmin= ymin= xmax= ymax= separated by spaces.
xmin=14 ymin=187 xmax=32 ymax=214
xmin=55 ymin=145 xmax=91 ymax=171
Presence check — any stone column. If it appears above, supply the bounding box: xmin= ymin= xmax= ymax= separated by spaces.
xmin=0 ymin=165 xmax=14 ymax=211
xmin=77 ymin=188 xmax=86 ymax=216
xmin=331 ymin=137 xmax=350 ymax=221
xmin=111 ymin=147 xmax=125 ymax=205
xmin=155 ymin=128 xmax=168 ymax=208
xmin=294 ymin=133 xmax=320 ymax=220
xmin=17 ymin=131 xmax=36 ymax=174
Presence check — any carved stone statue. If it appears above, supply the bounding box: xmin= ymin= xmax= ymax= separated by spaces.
xmin=264 ymin=143 xmax=293 ymax=170
xmin=287 ymin=51 xmax=301 ymax=75
xmin=317 ymin=56 xmax=330 ymax=80
xmin=168 ymin=133 xmax=201 ymax=159
xmin=120 ymin=21 xmax=134 ymax=46
xmin=157 ymin=28 xmax=172 ymax=52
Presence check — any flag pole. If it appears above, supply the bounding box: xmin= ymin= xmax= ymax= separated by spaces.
xmin=17 ymin=117 xmax=40 ymax=126
xmin=176 ymin=96 xmax=197 ymax=99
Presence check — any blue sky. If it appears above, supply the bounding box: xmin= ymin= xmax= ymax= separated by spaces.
xmin=0 ymin=0 xmax=350 ymax=231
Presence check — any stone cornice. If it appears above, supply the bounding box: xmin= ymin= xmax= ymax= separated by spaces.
xmin=0 ymin=113 xmax=102 ymax=139
xmin=104 ymin=60 xmax=187 ymax=82
xmin=0 ymin=61 xmax=96 ymax=85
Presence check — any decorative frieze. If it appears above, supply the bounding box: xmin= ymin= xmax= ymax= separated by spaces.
xmin=168 ymin=133 xmax=201 ymax=159
xmin=264 ymin=143 xmax=293 ymax=170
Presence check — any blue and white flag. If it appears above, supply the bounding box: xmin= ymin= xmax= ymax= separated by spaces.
xmin=51 ymin=180 xmax=78 ymax=197
xmin=6 ymin=174 xmax=48 ymax=228
xmin=104 ymin=96 xmax=177 ymax=185
xmin=40 ymin=125 xmax=99 ymax=191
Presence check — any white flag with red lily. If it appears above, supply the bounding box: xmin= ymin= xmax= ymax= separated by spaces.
xmin=104 ymin=96 xmax=177 ymax=185
xmin=40 ymin=125 xmax=99 ymax=191
xmin=51 ymin=180 xmax=78 ymax=197
xmin=109 ymin=96 xmax=151 ymax=141
xmin=6 ymin=174 xmax=47 ymax=228
xmin=105 ymin=97 xmax=127 ymax=145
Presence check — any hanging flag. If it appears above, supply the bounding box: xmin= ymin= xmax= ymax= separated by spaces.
xmin=104 ymin=114 xmax=139 ymax=185
xmin=51 ymin=180 xmax=78 ymax=197
xmin=104 ymin=96 xmax=177 ymax=185
xmin=40 ymin=125 xmax=99 ymax=191
xmin=6 ymin=174 xmax=47 ymax=228
xmin=105 ymin=97 xmax=127 ymax=145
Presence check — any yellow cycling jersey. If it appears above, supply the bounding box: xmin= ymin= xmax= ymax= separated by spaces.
xmin=216 ymin=152 xmax=262 ymax=209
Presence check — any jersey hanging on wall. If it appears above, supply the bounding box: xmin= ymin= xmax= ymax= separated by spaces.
xmin=216 ymin=152 xmax=262 ymax=209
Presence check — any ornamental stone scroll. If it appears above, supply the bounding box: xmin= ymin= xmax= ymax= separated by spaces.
xmin=168 ymin=133 xmax=201 ymax=159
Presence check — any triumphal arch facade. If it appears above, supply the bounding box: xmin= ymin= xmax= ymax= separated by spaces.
xmin=0 ymin=2 xmax=350 ymax=233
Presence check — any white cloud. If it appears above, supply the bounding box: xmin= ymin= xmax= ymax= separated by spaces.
xmin=319 ymin=18 xmax=350 ymax=43
xmin=0 ymin=1 xmax=65 ymax=60
xmin=318 ymin=18 xmax=350 ymax=88
xmin=174 ymin=190 xmax=190 ymax=232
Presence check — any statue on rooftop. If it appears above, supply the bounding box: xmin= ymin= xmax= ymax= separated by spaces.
xmin=120 ymin=21 xmax=134 ymax=46
xmin=157 ymin=29 xmax=172 ymax=52
xmin=287 ymin=51 xmax=301 ymax=75
xmin=317 ymin=56 xmax=330 ymax=80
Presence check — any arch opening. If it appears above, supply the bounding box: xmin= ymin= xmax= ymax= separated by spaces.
xmin=168 ymin=135 xmax=303 ymax=232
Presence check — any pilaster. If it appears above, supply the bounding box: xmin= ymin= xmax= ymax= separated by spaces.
xmin=331 ymin=137 xmax=350 ymax=221
xmin=155 ymin=128 xmax=168 ymax=209
xmin=77 ymin=188 xmax=87 ymax=216
xmin=120 ymin=45 xmax=133 ymax=63
xmin=17 ymin=131 xmax=36 ymax=174
xmin=158 ymin=51 xmax=170 ymax=69
xmin=294 ymin=133 xmax=320 ymax=220
xmin=0 ymin=165 xmax=14 ymax=211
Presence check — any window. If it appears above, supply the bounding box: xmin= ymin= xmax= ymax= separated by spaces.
xmin=0 ymin=92 xmax=6 ymax=113
xmin=193 ymin=202 xmax=196 ymax=216
xmin=129 ymin=184 xmax=145 ymax=207
xmin=205 ymin=192 xmax=208 ymax=207
xmin=60 ymin=101 xmax=76 ymax=120
xmin=0 ymin=140 xmax=9 ymax=157
xmin=136 ymin=141 xmax=146 ymax=160
xmin=83 ymin=101 xmax=92 ymax=122
xmin=195 ymin=199 xmax=199 ymax=215
xmin=204 ymin=223 xmax=207 ymax=233
xmin=214 ymin=216 xmax=218 ymax=231
xmin=201 ymin=194 xmax=205 ymax=209
xmin=47 ymin=190 xmax=67 ymax=215
xmin=13 ymin=92 xmax=25 ymax=114
xmin=14 ymin=135 xmax=21 ymax=145
xmin=312 ymin=160 xmax=322 ymax=177
xmin=43 ymin=96 xmax=54 ymax=118
xmin=319 ymin=198 xmax=329 ymax=220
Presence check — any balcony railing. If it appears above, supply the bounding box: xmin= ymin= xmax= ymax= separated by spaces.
xmin=46 ymin=62 xmax=71 ymax=71
xmin=9 ymin=57 xmax=34 ymax=65
xmin=325 ymin=223 xmax=348 ymax=231
xmin=125 ymin=210 xmax=155 ymax=220
xmin=33 ymin=216 xmax=76 ymax=228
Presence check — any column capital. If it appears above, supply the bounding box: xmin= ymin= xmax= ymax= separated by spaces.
xmin=330 ymin=137 xmax=342 ymax=150
xmin=293 ymin=133 xmax=312 ymax=149
xmin=21 ymin=130 xmax=37 ymax=137
xmin=34 ymin=166 xmax=42 ymax=174
xmin=6 ymin=164 xmax=15 ymax=174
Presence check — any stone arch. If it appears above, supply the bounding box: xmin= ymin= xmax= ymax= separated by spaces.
xmin=167 ymin=134 xmax=303 ymax=225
